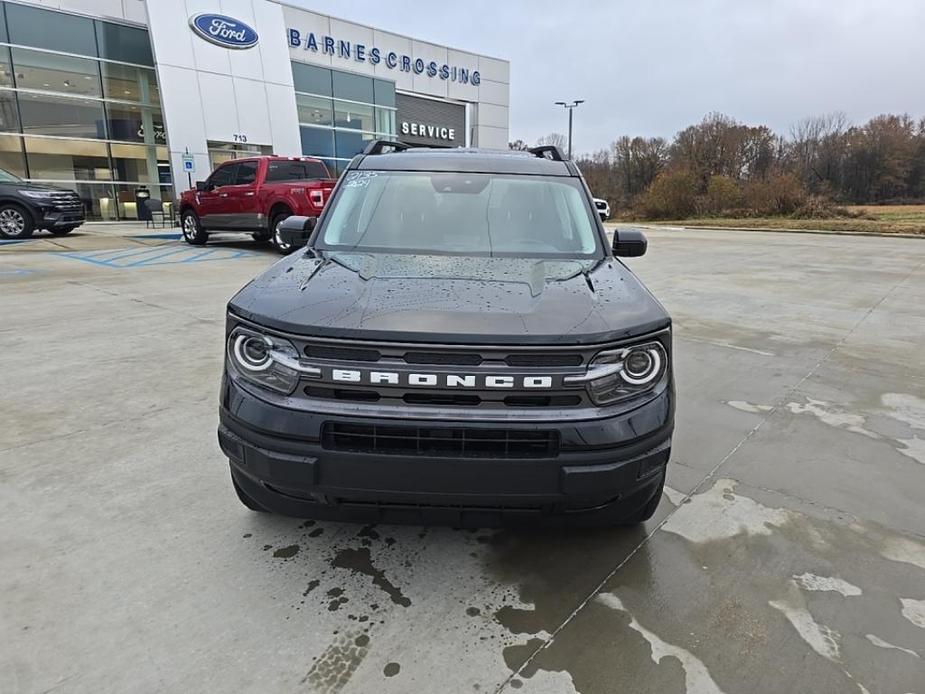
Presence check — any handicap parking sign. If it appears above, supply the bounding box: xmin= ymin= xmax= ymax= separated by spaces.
xmin=182 ymin=154 xmax=195 ymax=173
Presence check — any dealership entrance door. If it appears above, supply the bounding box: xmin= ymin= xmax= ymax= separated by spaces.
xmin=207 ymin=142 xmax=273 ymax=172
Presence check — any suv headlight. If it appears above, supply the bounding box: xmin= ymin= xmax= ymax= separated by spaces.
xmin=227 ymin=327 xmax=319 ymax=395
xmin=565 ymin=339 xmax=669 ymax=406
xmin=19 ymin=190 xmax=54 ymax=200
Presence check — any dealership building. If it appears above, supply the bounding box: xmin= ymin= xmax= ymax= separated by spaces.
xmin=0 ymin=0 xmax=510 ymax=219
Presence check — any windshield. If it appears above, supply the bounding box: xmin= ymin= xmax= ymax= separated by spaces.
xmin=317 ymin=171 xmax=601 ymax=257
xmin=0 ymin=168 xmax=23 ymax=183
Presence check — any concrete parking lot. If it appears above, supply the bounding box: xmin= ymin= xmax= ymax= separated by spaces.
xmin=1 ymin=224 xmax=923 ymax=693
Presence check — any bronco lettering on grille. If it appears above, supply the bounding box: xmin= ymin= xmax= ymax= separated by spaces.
xmin=329 ymin=369 xmax=554 ymax=389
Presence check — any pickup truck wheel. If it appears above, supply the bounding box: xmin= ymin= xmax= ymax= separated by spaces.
xmin=181 ymin=211 xmax=207 ymax=245
xmin=270 ymin=212 xmax=295 ymax=254
xmin=0 ymin=203 xmax=34 ymax=240
xmin=49 ymin=225 xmax=78 ymax=236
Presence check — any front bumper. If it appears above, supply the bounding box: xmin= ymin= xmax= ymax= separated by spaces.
xmin=218 ymin=375 xmax=673 ymax=526
xmin=40 ymin=209 xmax=84 ymax=228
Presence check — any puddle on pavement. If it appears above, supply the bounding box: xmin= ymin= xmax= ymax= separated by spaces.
xmin=242 ymin=516 xmax=537 ymax=693
xmin=486 ymin=479 xmax=925 ymax=694
xmin=235 ymin=449 xmax=924 ymax=694
xmin=482 ymin=524 xmax=652 ymax=640
xmin=726 ymin=391 xmax=925 ymax=465
xmin=331 ymin=546 xmax=411 ymax=607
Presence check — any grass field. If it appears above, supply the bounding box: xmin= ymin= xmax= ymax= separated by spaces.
xmin=644 ymin=204 xmax=925 ymax=235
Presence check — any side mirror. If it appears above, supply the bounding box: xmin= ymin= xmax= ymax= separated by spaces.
xmin=195 ymin=180 xmax=208 ymax=192
xmin=277 ymin=215 xmax=317 ymax=248
xmin=612 ymin=229 xmax=647 ymax=257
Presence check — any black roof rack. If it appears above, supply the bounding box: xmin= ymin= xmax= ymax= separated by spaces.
xmin=362 ymin=139 xmax=412 ymax=155
xmin=528 ymin=145 xmax=567 ymax=161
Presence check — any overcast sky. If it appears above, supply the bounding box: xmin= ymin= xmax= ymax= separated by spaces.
xmin=291 ymin=0 xmax=925 ymax=155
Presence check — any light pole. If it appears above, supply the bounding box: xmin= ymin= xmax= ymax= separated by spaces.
xmin=554 ymin=100 xmax=584 ymax=159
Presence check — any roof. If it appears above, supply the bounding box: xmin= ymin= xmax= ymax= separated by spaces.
xmin=217 ymin=155 xmax=325 ymax=163
xmin=355 ymin=148 xmax=576 ymax=176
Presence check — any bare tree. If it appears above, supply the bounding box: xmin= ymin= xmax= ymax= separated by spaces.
xmin=787 ymin=112 xmax=849 ymax=193
xmin=669 ymin=113 xmax=779 ymax=187
xmin=508 ymin=139 xmax=529 ymax=151
xmin=612 ymin=136 xmax=669 ymax=197
xmin=535 ymin=133 xmax=568 ymax=150
xmin=580 ymin=109 xmax=925 ymax=211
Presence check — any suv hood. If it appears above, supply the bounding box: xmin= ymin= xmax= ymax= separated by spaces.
xmin=228 ymin=251 xmax=670 ymax=345
xmin=2 ymin=182 xmax=63 ymax=193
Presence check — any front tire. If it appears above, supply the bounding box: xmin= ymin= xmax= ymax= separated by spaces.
xmin=0 ymin=204 xmax=34 ymax=240
xmin=181 ymin=210 xmax=207 ymax=245
xmin=233 ymin=479 xmax=268 ymax=513
xmin=270 ymin=211 xmax=294 ymax=254
xmin=618 ymin=475 xmax=665 ymax=525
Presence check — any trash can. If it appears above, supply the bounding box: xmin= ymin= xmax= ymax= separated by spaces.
xmin=135 ymin=187 xmax=151 ymax=221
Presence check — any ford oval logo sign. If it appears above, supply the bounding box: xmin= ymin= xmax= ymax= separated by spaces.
xmin=189 ymin=13 xmax=258 ymax=50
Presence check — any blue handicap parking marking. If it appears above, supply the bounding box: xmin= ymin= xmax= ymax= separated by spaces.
xmin=0 ymin=267 xmax=35 ymax=276
xmin=128 ymin=233 xmax=183 ymax=240
xmin=59 ymin=244 xmax=256 ymax=268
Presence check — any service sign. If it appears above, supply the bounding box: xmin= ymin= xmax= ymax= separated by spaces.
xmin=396 ymin=94 xmax=466 ymax=148
xmin=189 ymin=14 xmax=259 ymax=50
xmin=401 ymin=122 xmax=456 ymax=141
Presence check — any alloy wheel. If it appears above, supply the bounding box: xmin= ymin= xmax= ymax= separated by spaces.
xmin=0 ymin=208 xmax=26 ymax=236
xmin=182 ymin=215 xmax=197 ymax=241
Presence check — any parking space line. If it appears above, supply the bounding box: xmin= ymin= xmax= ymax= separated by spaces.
xmin=124 ymin=247 xmax=192 ymax=266
xmin=57 ymin=253 xmax=122 ymax=267
xmin=128 ymin=233 xmax=183 ymax=240
xmin=57 ymin=244 xmax=257 ymax=268
xmin=181 ymin=249 xmax=220 ymax=262
xmin=95 ymin=246 xmax=172 ymax=262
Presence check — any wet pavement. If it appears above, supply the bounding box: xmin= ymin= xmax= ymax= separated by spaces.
xmin=1 ymin=227 xmax=923 ymax=693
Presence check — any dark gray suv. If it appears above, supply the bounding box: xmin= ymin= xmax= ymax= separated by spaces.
xmin=218 ymin=142 xmax=673 ymax=527
xmin=0 ymin=168 xmax=84 ymax=240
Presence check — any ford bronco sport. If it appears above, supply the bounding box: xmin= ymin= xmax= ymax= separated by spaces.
xmin=218 ymin=141 xmax=674 ymax=526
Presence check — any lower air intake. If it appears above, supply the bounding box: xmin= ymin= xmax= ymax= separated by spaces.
xmin=322 ymin=422 xmax=559 ymax=459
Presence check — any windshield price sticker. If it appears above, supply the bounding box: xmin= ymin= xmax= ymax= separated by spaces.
xmin=343 ymin=172 xmax=378 ymax=188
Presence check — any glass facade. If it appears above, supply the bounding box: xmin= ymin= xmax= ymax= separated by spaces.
xmin=0 ymin=1 xmax=170 ymax=220
xmin=207 ymin=142 xmax=272 ymax=171
xmin=293 ymin=62 xmax=397 ymax=176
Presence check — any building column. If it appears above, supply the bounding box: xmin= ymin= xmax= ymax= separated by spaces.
xmin=139 ymin=72 xmax=159 ymax=196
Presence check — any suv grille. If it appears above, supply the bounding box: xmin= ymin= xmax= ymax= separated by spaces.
xmin=302 ymin=344 xmax=584 ymax=368
xmin=504 ymin=354 xmax=582 ymax=367
xmin=290 ymin=336 xmax=604 ymax=410
xmin=403 ymin=351 xmax=482 ymax=366
xmin=49 ymin=191 xmax=84 ymax=214
xmin=322 ymin=422 xmax=559 ymax=458
xmin=304 ymin=345 xmax=381 ymax=362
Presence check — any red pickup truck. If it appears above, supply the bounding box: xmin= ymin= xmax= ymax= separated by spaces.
xmin=179 ymin=156 xmax=335 ymax=253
